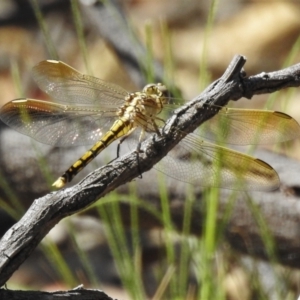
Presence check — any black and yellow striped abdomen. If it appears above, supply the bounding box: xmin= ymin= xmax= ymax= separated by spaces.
xmin=53 ymin=117 xmax=134 ymax=188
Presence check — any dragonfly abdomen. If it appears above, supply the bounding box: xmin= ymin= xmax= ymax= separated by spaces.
xmin=53 ymin=117 xmax=134 ymax=188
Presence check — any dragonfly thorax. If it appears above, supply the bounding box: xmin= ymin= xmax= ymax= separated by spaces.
xmin=116 ymin=83 xmax=168 ymax=131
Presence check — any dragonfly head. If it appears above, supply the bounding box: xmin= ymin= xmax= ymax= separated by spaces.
xmin=142 ymin=83 xmax=169 ymax=103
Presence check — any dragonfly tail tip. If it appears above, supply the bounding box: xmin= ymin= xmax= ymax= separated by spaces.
xmin=52 ymin=177 xmax=66 ymax=189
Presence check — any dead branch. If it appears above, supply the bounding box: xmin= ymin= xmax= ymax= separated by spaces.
xmin=1 ymin=55 xmax=300 ymax=288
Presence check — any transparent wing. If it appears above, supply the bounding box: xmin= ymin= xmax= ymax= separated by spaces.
xmin=162 ymin=104 xmax=300 ymax=145
xmin=201 ymin=107 xmax=300 ymax=144
xmin=32 ymin=60 xmax=128 ymax=107
xmin=155 ymin=133 xmax=280 ymax=191
xmin=0 ymin=99 xmax=117 ymax=146
xmin=0 ymin=61 xmax=168 ymax=146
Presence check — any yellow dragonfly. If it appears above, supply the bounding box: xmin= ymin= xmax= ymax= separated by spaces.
xmin=0 ymin=60 xmax=299 ymax=190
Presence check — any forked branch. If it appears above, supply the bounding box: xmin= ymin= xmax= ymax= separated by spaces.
xmin=0 ymin=55 xmax=300 ymax=288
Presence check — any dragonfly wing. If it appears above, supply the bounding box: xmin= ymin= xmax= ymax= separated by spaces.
xmin=32 ymin=60 xmax=128 ymax=107
xmin=155 ymin=133 xmax=280 ymax=191
xmin=197 ymin=107 xmax=300 ymax=145
xmin=163 ymin=103 xmax=300 ymax=145
xmin=0 ymin=99 xmax=116 ymax=146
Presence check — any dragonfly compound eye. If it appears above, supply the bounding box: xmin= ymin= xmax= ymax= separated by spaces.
xmin=143 ymin=83 xmax=168 ymax=97
xmin=156 ymin=83 xmax=168 ymax=97
xmin=142 ymin=83 xmax=156 ymax=94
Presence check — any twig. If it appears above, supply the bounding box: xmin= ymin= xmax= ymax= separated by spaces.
xmin=1 ymin=55 xmax=300 ymax=287
xmin=0 ymin=286 xmax=113 ymax=300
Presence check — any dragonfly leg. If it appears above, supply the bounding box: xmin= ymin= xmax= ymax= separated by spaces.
xmin=152 ymin=117 xmax=165 ymax=136
xmin=110 ymin=127 xmax=144 ymax=178
xmin=105 ymin=127 xmax=137 ymax=166
xmin=135 ymin=128 xmax=147 ymax=179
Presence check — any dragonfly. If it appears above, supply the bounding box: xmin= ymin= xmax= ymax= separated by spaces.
xmin=0 ymin=60 xmax=299 ymax=190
